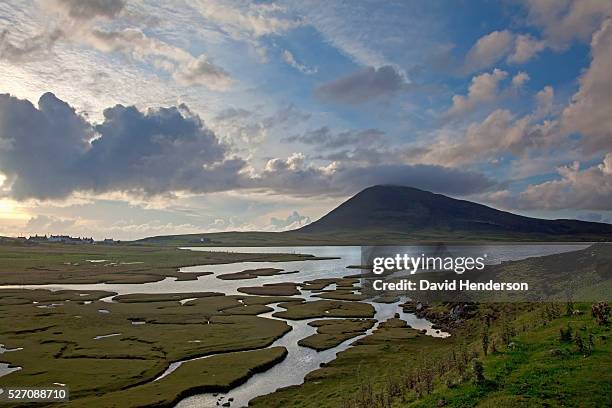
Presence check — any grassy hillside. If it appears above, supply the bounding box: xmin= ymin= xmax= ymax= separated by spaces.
xmin=252 ymin=302 xmax=611 ymax=408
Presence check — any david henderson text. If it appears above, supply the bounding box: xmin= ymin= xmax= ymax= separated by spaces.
xmin=372 ymin=279 xmax=529 ymax=291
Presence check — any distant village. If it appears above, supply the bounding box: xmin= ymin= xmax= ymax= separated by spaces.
xmin=14 ymin=235 xmax=120 ymax=245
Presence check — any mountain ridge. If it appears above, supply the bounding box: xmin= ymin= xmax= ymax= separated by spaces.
xmin=136 ymin=185 xmax=612 ymax=245
xmin=294 ymin=185 xmax=612 ymax=236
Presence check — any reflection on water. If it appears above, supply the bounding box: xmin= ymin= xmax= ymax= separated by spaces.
xmin=0 ymin=245 xmax=587 ymax=297
xmin=0 ymin=245 xmax=589 ymax=406
xmin=174 ymin=296 xmax=447 ymax=408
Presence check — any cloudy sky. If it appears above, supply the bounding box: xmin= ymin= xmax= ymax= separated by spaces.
xmin=0 ymin=0 xmax=611 ymax=239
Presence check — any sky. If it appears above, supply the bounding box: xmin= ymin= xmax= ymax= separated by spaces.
xmin=0 ymin=0 xmax=611 ymax=240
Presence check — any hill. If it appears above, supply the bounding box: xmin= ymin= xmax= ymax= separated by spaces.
xmin=295 ymin=185 xmax=612 ymax=236
xmin=138 ymin=185 xmax=612 ymax=245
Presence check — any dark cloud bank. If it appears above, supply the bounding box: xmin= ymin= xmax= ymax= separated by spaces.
xmin=0 ymin=93 xmax=496 ymax=200
xmin=315 ymin=65 xmax=408 ymax=104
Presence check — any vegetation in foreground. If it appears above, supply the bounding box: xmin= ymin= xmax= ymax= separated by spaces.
xmin=0 ymin=289 xmax=297 ymax=406
xmin=252 ymin=301 xmax=611 ymax=408
xmin=64 ymin=347 xmax=288 ymax=408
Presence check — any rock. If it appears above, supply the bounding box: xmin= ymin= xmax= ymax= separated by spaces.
xmin=222 ymin=403 xmax=230 ymax=407
xmin=549 ymin=348 xmax=562 ymax=356
xmin=394 ymin=312 xmax=400 ymax=318
xmin=228 ymin=398 xmax=234 ymax=402
xmin=572 ymin=309 xmax=583 ymax=315
xmin=450 ymin=304 xmax=464 ymax=319
xmin=402 ymin=301 xmax=417 ymax=313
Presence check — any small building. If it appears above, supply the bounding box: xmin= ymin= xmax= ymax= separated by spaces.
xmin=28 ymin=234 xmax=48 ymax=242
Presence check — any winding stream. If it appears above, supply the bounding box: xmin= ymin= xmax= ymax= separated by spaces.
xmin=0 ymin=244 xmax=588 ymax=406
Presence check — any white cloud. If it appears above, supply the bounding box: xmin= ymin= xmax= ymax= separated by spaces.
xmin=515 ymin=154 xmax=612 ymax=210
xmin=446 ymin=68 xmax=508 ymax=117
xmin=463 ymin=30 xmax=514 ymax=72
xmin=282 ymin=50 xmax=317 ymax=74
xmin=173 ymin=55 xmax=232 ymax=90
xmin=521 ymin=0 xmax=612 ymax=49
xmin=508 ymin=34 xmax=546 ymax=63
xmin=269 ymin=210 xmax=311 ymax=231
xmin=534 ymin=85 xmax=555 ymax=119
xmin=511 ymin=71 xmax=530 ymax=88
xmin=561 ymin=18 xmax=612 ymax=155
xmin=193 ymin=1 xmax=301 ymax=41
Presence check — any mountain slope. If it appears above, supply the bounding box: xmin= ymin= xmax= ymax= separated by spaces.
xmin=137 ymin=185 xmax=612 ymax=245
xmin=294 ymin=185 xmax=612 ymax=237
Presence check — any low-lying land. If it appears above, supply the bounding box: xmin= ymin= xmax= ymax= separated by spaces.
xmin=65 ymin=347 xmax=289 ymax=408
xmin=252 ymin=302 xmax=611 ymax=407
xmin=238 ymin=282 xmax=301 ymax=296
xmin=0 ymin=289 xmax=295 ymax=406
xmin=217 ymin=267 xmax=298 ymax=280
xmin=0 ymin=242 xmax=321 ymax=284
xmin=298 ymin=319 xmax=376 ymax=351
xmin=274 ymin=299 xmax=375 ymax=320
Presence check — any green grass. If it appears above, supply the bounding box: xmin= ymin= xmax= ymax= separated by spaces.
xmin=273 ymin=299 xmax=375 ymax=320
xmin=251 ymin=317 xmax=445 ymax=408
xmin=0 ymin=242 xmax=320 ymax=284
xmin=217 ymin=267 xmax=298 ymax=280
xmin=0 ymin=289 xmax=292 ymax=405
xmin=64 ymin=347 xmax=288 ymax=408
xmin=409 ymin=305 xmax=611 ymax=407
xmin=237 ymin=282 xmax=301 ymax=296
xmin=252 ymin=303 xmax=611 ymax=408
xmin=298 ymin=319 xmax=376 ymax=351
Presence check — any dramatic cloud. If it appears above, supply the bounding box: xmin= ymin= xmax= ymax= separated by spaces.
xmin=0 ymin=1 xmax=232 ymax=90
xmin=561 ymin=18 xmax=612 ymax=155
xmin=315 ymin=65 xmax=408 ymax=104
xmin=446 ymin=69 xmax=508 ymax=118
xmin=47 ymin=0 xmax=126 ymax=21
xmin=0 ymin=93 xmax=244 ymax=200
xmin=462 ymin=1 xmax=612 ymax=72
xmin=463 ymin=31 xmax=546 ymax=72
xmin=424 ymin=106 xmax=560 ymax=166
xmin=256 ymin=154 xmax=498 ymax=197
xmin=283 ymin=127 xmax=385 ymax=149
xmin=514 ymin=154 xmax=612 ymax=210
xmin=520 ymin=0 xmax=612 ymax=49
xmin=463 ymin=30 xmax=514 ymax=72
